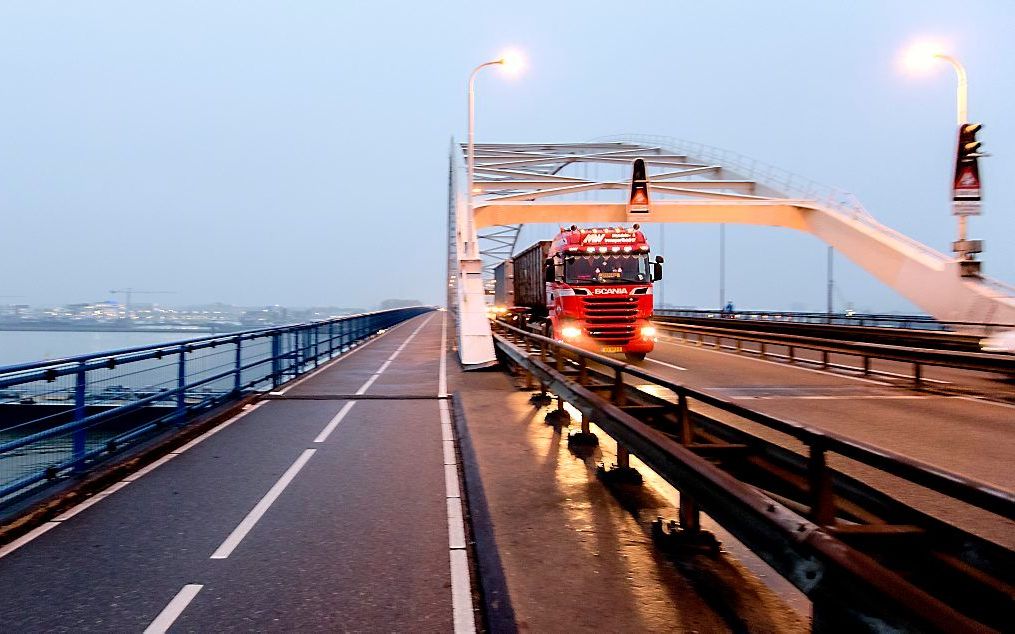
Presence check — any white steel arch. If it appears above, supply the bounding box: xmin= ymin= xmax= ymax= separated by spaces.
xmin=449 ymin=138 xmax=1015 ymax=368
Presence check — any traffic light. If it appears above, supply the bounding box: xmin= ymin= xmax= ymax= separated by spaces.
xmin=958 ymin=123 xmax=983 ymax=162
xmin=628 ymin=158 xmax=650 ymax=214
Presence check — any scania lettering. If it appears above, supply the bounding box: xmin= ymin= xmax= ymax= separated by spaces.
xmin=493 ymin=224 xmax=662 ymax=362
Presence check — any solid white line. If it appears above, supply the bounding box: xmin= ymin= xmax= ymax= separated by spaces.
xmin=354 ymin=314 xmax=436 ymax=396
xmin=210 ymin=449 xmax=316 ymax=559
xmin=445 ymin=464 xmax=461 ymax=499
xmin=731 ymin=395 xmax=932 ymax=401
xmin=450 ymin=550 xmax=476 ymax=633
xmin=446 ymin=498 xmax=466 ymax=549
xmin=443 ymin=440 xmax=456 ymax=466
xmin=439 ymin=311 xmax=449 ymax=397
xmin=0 ymin=521 xmax=59 ymax=560
xmin=645 ymin=357 xmax=687 ymax=371
xmin=54 ymin=481 xmax=131 ymax=521
xmin=955 ymin=395 xmax=1015 ymax=410
xmin=314 ymin=401 xmax=356 ymax=443
xmin=657 ymin=338 xmax=890 ymax=385
xmin=144 ymin=584 xmax=203 ymax=634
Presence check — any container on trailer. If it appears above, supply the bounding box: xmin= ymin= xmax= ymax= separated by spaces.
xmin=511 ymin=240 xmax=552 ymax=315
xmin=493 ymin=260 xmax=514 ymax=307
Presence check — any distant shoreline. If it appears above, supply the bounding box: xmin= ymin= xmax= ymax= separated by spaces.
xmin=0 ymin=322 xmax=251 ymax=334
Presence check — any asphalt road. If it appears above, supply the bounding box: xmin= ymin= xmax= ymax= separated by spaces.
xmin=0 ymin=313 xmax=470 ymax=632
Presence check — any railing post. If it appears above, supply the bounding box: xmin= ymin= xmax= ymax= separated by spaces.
xmin=677 ymin=391 xmax=693 ymax=444
xmin=292 ymin=330 xmax=300 ymax=378
xmin=233 ymin=336 xmax=242 ymax=394
xmin=328 ymin=322 xmax=335 ymax=357
xmin=72 ymin=361 xmax=87 ymax=471
xmin=808 ymin=439 xmax=836 ymax=526
xmin=271 ymin=332 xmax=282 ymax=388
xmin=862 ymin=355 xmax=871 ymax=376
xmin=914 ymin=362 xmax=922 ymax=387
xmin=821 ymin=350 xmax=829 ymax=368
xmin=612 ymin=367 xmax=625 ymax=406
xmin=313 ymin=326 xmax=320 ymax=368
xmin=176 ymin=345 xmax=187 ymax=424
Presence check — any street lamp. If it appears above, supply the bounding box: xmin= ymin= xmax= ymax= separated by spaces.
xmin=902 ymin=41 xmax=967 ymax=124
xmin=466 ymin=51 xmax=524 ymax=258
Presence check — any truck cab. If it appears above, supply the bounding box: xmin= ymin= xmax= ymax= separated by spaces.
xmin=544 ymin=225 xmax=662 ymax=361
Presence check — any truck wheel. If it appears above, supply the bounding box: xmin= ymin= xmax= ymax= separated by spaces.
xmin=625 ymin=352 xmax=646 ymax=362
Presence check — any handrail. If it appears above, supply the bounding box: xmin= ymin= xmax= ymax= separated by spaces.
xmin=654 ymin=308 xmax=1015 ymax=333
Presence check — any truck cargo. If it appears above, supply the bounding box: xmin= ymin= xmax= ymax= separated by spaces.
xmin=493 ymin=259 xmax=514 ymax=307
xmin=496 ymin=226 xmax=662 ymax=362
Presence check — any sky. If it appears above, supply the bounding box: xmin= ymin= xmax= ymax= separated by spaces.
xmin=0 ymin=1 xmax=1012 ymax=312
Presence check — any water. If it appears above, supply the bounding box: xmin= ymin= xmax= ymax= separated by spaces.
xmin=0 ymin=331 xmax=199 ymax=368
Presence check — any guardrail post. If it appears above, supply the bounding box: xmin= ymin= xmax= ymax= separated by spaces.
xmin=862 ymin=356 xmax=871 ymax=376
xmin=788 ymin=345 xmax=795 ymax=363
xmin=233 ymin=336 xmax=242 ymax=394
xmin=821 ymin=351 xmax=829 ymax=368
xmin=679 ymin=492 xmax=700 ymax=533
xmin=677 ymin=392 xmax=693 ymax=444
xmin=612 ymin=368 xmax=626 ymax=406
xmin=271 ymin=332 xmax=281 ymax=388
xmin=72 ymin=361 xmax=87 ymax=472
xmin=807 ymin=439 xmax=836 ymax=526
xmin=176 ymin=345 xmax=187 ymax=424
xmin=913 ymin=362 xmax=922 ymax=387
xmin=760 ymin=342 xmax=767 ymax=359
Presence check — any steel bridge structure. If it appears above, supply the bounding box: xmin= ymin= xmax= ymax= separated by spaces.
xmin=448 ymin=136 xmax=1015 ymax=367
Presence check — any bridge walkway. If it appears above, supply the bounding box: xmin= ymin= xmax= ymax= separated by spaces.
xmin=0 ymin=312 xmax=470 ymax=632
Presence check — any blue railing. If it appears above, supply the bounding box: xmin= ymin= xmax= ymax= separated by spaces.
xmin=0 ymin=306 xmax=432 ymax=506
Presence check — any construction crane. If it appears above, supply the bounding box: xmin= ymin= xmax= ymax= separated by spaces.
xmin=109 ymin=288 xmax=176 ymax=312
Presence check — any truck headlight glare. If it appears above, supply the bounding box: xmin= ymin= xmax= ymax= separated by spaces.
xmin=561 ymin=326 xmax=581 ymax=339
xmin=641 ymin=326 xmax=657 ymax=338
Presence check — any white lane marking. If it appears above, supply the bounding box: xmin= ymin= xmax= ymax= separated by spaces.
xmin=439 ymin=311 xmax=449 ymax=397
xmin=314 ymin=401 xmax=356 ymax=443
xmin=354 ymin=314 xmax=435 ymax=395
xmin=657 ymin=338 xmax=890 ymax=385
xmin=355 ymin=373 xmax=381 ymax=395
xmin=144 ymin=584 xmax=203 ymax=634
xmin=274 ymin=317 xmax=418 ymax=395
xmin=446 ymin=498 xmax=467 ymax=549
xmin=955 ymin=395 xmax=1015 ymax=411
xmin=0 ymin=401 xmax=272 ymax=558
xmin=445 ymin=464 xmax=461 ymax=499
xmin=54 ymin=481 xmax=131 ymax=521
xmin=450 ymin=549 xmax=476 ymax=634
xmin=439 ymin=398 xmax=476 ymax=633
xmin=646 ymin=357 xmax=687 ymax=371
xmin=210 ymin=449 xmax=316 ymax=559
xmin=0 ymin=521 xmax=59 ymax=560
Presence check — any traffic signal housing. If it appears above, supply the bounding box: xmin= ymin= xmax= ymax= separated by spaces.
xmin=958 ymin=123 xmax=983 ymax=163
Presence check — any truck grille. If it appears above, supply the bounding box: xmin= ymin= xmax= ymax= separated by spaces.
xmin=581 ymin=296 xmax=638 ymax=343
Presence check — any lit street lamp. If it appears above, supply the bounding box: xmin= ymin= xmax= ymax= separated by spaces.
xmin=902 ymin=41 xmax=983 ymax=266
xmin=466 ymin=51 xmax=523 ymax=258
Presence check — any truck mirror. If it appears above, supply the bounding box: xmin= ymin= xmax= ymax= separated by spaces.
xmin=653 ymin=262 xmax=663 ymax=282
xmin=655 ymin=255 xmax=665 ymax=264
xmin=545 ymin=265 xmax=554 ymax=283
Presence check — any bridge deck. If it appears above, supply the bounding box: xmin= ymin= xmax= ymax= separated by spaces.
xmin=0 ymin=313 xmax=464 ymax=632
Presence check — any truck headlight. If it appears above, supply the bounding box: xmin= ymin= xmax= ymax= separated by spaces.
xmin=641 ymin=325 xmax=657 ymax=338
xmin=561 ymin=326 xmax=582 ymax=340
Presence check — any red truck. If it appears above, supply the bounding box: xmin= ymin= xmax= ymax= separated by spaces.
xmin=494 ymin=224 xmax=663 ymax=361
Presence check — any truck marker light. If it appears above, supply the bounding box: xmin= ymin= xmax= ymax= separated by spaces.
xmin=611 ymin=246 xmax=621 ymax=252
xmin=586 ymin=247 xmax=595 ymax=253
xmin=598 ymin=246 xmax=608 ymax=253
xmin=561 ymin=326 xmax=582 ymax=339
xmin=623 ymin=246 xmax=632 ymax=253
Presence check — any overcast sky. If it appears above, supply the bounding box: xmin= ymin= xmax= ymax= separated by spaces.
xmin=1 ymin=1 xmax=1012 ymax=311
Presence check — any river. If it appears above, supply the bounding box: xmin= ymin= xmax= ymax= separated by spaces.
xmin=0 ymin=330 xmax=206 ymax=367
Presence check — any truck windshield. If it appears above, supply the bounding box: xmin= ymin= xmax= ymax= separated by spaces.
xmin=564 ymin=254 xmax=649 ymax=284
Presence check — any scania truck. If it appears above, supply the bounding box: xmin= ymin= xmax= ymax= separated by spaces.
xmin=494 ymin=224 xmax=662 ymax=361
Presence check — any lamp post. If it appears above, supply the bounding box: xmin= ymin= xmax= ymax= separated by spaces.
xmin=902 ymin=43 xmax=983 ymax=267
xmin=466 ymin=52 xmax=523 ymax=259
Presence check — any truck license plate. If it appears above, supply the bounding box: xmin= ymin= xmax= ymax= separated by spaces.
xmin=600 ymin=346 xmax=623 ymax=353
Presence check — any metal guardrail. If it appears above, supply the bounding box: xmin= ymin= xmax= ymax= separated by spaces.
xmin=655 ymin=308 xmax=1015 ymax=335
xmin=0 ymin=307 xmax=432 ymax=506
xmin=491 ymin=319 xmax=1013 ymax=632
xmin=652 ymin=320 xmax=1015 ymax=383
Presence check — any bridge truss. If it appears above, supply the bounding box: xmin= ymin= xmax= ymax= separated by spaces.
xmin=449 ymin=137 xmax=1015 ymax=367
